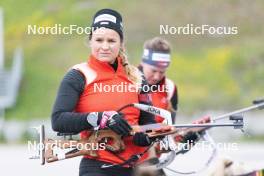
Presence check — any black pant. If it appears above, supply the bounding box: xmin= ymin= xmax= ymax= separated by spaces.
xmin=79 ymin=158 xmax=134 ymax=176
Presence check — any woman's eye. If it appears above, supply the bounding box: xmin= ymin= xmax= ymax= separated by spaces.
xmin=95 ymin=38 xmax=103 ymax=42
xmin=108 ymin=39 xmax=116 ymax=43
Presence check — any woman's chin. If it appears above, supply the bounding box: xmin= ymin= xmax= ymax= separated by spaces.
xmin=98 ymin=56 xmax=115 ymax=63
xmin=148 ymin=80 xmax=158 ymax=85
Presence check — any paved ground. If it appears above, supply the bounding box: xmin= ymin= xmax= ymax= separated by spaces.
xmin=0 ymin=143 xmax=264 ymax=176
xmin=164 ymin=143 xmax=264 ymax=176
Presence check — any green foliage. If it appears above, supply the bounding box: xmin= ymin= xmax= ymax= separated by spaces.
xmin=1 ymin=1 xmax=263 ymax=119
xmin=167 ymin=45 xmax=263 ymax=113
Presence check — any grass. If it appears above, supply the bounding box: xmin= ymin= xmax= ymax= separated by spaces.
xmin=1 ymin=0 xmax=263 ymax=119
xmin=240 ymin=135 xmax=264 ymax=142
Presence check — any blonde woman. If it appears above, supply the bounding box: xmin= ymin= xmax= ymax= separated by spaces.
xmin=51 ymin=9 xmax=157 ymax=176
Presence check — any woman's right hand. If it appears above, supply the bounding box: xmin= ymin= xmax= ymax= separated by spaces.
xmin=104 ymin=111 xmax=132 ymax=136
xmin=87 ymin=111 xmax=132 ymax=136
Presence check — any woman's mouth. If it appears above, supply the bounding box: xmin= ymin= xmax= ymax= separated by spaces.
xmin=100 ymin=52 xmax=111 ymax=55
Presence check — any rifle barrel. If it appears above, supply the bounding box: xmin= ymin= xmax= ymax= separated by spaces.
xmin=171 ymin=123 xmax=242 ymax=128
xmin=212 ymin=102 xmax=264 ymax=122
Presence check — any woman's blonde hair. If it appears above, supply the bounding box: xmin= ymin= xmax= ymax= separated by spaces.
xmin=119 ymin=48 xmax=142 ymax=86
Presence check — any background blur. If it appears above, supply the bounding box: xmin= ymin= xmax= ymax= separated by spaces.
xmin=0 ymin=0 xmax=263 ymax=175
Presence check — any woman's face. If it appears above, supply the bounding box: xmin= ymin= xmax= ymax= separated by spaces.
xmin=90 ymin=28 xmax=122 ymax=64
xmin=142 ymin=63 xmax=166 ymax=85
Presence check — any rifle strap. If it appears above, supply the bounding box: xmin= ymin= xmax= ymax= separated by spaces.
xmin=101 ymin=142 xmax=155 ymax=169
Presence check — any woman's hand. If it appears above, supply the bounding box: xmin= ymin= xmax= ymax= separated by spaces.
xmin=133 ymin=132 xmax=152 ymax=146
xmin=97 ymin=111 xmax=132 ymax=136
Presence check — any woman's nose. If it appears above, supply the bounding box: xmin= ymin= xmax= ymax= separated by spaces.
xmin=101 ymin=41 xmax=110 ymax=50
xmin=153 ymin=73 xmax=162 ymax=81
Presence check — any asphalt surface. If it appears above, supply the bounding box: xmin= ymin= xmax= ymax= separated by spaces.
xmin=0 ymin=143 xmax=264 ymax=176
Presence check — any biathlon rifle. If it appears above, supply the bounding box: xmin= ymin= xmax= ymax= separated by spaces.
xmin=29 ymin=99 xmax=264 ymax=165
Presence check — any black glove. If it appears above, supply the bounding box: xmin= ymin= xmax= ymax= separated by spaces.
xmin=99 ymin=111 xmax=132 ymax=136
xmin=181 ymin=131 xmax=201 ymax=144
xmin=87 ymin=111 xmax=132 ymax=136
xmin=133 ymin=132 xmax=152 ymax=146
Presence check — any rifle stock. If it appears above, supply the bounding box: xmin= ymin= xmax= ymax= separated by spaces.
xmin=43 ymin=129 xmax=125 ymax=163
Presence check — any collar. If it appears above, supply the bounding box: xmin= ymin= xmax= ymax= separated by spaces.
xmin=88 ymin=55 xmax=124 ymax=74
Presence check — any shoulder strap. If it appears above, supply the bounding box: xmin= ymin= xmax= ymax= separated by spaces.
xmin=72 ymin=63 xmax=97 ymax=86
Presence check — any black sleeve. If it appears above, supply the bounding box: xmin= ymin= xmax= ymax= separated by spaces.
xmin=51 ymin=69 xmax=93 ymax=133
xmin=170 ymin=85 xmax=178 ymax=111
